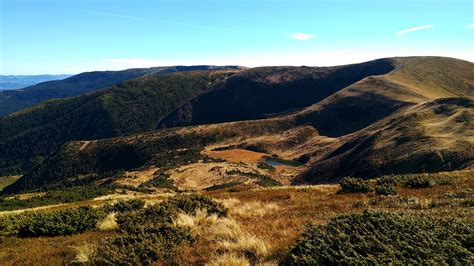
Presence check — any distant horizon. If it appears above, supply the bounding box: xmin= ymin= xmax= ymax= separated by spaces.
xmin=0 ymin=55 xmax=472 ymax=76
xmin=2 ymin=0 xmax=472 ymax=75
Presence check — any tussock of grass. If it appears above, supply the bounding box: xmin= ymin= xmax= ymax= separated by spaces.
xmin=220 ymin=198 xmax=280 ymax=217
xmin=173 ymin=207 xmax=272 ymax=264
xmin=208 ymin=253 xmax=250 ymax=266
xmin=70 ymin=243 xmax=97 ymax=264
xmin=96 ymin=212 xmax=118 ymax=231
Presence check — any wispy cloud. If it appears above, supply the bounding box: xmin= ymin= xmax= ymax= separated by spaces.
xmin=82 ymin=10 xmax=237 ymax=32
xmin=289 ymin=33 xmax=314 ymax=41
xmin=395 ymin=25 xmax=433 ymax=36
xmin=465 ymin=23 xmax=474 ymax=28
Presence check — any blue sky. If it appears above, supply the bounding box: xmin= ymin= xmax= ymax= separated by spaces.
xmin=1 ymin=0 xmax=473 ymax=74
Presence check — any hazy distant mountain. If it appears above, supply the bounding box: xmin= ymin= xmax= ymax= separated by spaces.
xmin=0 ymin=74 xmax=72 ymax=90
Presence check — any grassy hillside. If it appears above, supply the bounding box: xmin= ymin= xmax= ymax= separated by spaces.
xmin=294 ymin=97 xmax=474 ymax=184
xmin=0 ymin=70 xmax=238 ymax=176
xmin=2 ymin=57 xmax=473 ymax=192
xmin=0 ymin=66 xmax=240 ymax=116
xmin=0 ymin=59 xmax=394 ymax=176
xmin=159 ymin=58 xmax=395 ymax=127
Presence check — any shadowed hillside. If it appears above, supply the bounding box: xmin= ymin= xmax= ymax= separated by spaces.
xmin=293 ymin=97 xmax=474 ymax=184
xmin=158 ymin=59 xmax=394 ymax=127
xmin=2 ymin=57 xmax=473 ymax=193
xmin=0 ymin=70 xmax=238 ymax=175
xmin=0 ymin=66 xmax=241 ymax=116
xmin=0 ymin=60 xmax=394 ymax=176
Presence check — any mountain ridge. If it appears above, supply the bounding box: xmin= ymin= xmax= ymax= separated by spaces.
xmin=2 ymin=56 xmax=473 ymax=193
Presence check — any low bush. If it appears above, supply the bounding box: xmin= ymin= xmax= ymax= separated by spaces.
xmin=205 ymin=181 xmax=242 ymax=191
xmin=103 ymin=199 xmax=145 ymax=213
xmin=403 ymin=175 xmax=435 ymax=188
xmin=95 ymin=224 xmax=193 ymax=265
xmin=339 ymin=177 xmax=372 ymax=193
xmin=17 ymin=206 xmax=107 ymax=237
xmin=0 ymin=186 xmax=112 ymax=211
xmin=284 ymin=211 xmax=474 ymax=265
xmin=375 ymin=183 xmax=397 ymax=196
xmin=95 ymin=194 xmax=225 ymax=264
xmin=165 ymin=194 xmax=228 ymax=217
xmin=256 ymin=176 xmax=281 ymax=187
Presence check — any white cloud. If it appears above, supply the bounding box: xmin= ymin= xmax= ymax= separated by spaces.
xmin=465 ymin=23 xmax=474 ymax=28
xmin=289 ymin=33 xmax=314 ymax=41
xmin=395 ymin=25 xmax=433 ymax=36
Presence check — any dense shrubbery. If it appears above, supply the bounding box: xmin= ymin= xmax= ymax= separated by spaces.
xmin=340 ymin=174 xmax=457 ymax=195
xmin=403 ymin=175 xmax=435 ymax=188
xmin=285 ymin=211 xmax=474 ymax=265
xmin=94 ymin=194 xmax=227 ymax=264
xmin=338 ymin=177 xmax=372 ymax=193
xmin=0 ymin=186 xmax=112 ymax=211
xmin=0 ymin=199 xmax=146 ymax=239
xmin=103 ymin=199 xmax=146 ymax=213
xmin=0 ymin=206 xmax=107 ymax=238
xmin=375 ymin=183 xmax=398 ymax=195
xmin=18 ymin=206 xmax=106 ymax=237
xmin=205 ymin=181 xmax=242 ymax=191
xmin=95 ymin=224 xmax=193 ymax=265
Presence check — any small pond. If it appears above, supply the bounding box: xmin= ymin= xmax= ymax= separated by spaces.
xmin=261 ymin=156 xmax=303 ymax=167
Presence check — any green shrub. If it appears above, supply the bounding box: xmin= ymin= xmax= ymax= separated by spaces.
xmin=95 ymin=224 xmax=193 ymax=265
xmin=103 ymin=199 xmax=146 ymax=213
xmin=403 ymin=175 xmax=435 ymax=188
xmin=17 ymin=206 xmax=107 ymax=237
xmin=95 ymin=194 xmax=225 ymax=264
xmin=0 ymin=186 xmax=112 ymax=211
xmin=205 ymin=181 xmax=242 ymax=191
xmin=375 ymin=183 xmax=398 ymax=196
xmin=377 ymin=175 xmax=403 ymax=186
xmin=256 ymin=175 xmax=282 ymax=187
xmin=165 ymin=194 xmax=228 ymax=217
xmin=339 ymin=177 xmax=372 ymax=193
xmin=284 ymin=211 xmax=474 ymax=265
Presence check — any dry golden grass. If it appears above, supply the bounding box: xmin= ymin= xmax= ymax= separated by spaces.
xmin=70 ymin=243 xmax=97 ymax=264
xmin=220 ymin=198 xmax=280 ymax=217
xmin=96 ymin=212 xmax=119 ymax=231
xmin=174 ymin=209 xmax=272 ymax=264
xmin=204 ymin=149 xmax=268 ymax=163
xmin=207 ymin=253 xmax=251 ymax=266
xmin=0 ymin=231 xmax=112 ymax=266
xmin=1 ymin=170 xmax=472 ymax=265
xmin=114 ymin=166 xmax=159 ymax=187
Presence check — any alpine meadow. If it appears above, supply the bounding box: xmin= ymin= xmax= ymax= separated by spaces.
xmin=0 ymin=0 xmax=473 ymax=265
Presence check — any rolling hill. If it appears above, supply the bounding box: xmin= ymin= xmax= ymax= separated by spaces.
xmin=0 ymin=59 xmax=394 ymax=176
xmin=2 ymin=56 xmax=473 ymax=193
xmin=0 ymin=70 xmax=239 ymax=175
xmin=0 ymin=65 xmax=241 ymax=116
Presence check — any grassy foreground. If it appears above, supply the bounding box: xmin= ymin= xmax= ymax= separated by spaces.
xmin=0 ymin=170 xmax=472 ymax=265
